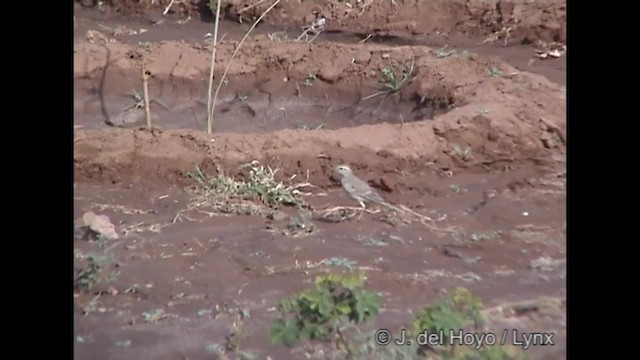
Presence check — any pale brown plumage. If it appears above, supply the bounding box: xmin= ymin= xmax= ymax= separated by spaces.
xmin=333 ymin=165 xmax=402 ymax=213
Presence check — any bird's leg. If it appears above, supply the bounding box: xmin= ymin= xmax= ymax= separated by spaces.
xmin=352 ymin=201 xmax=366 ymax=219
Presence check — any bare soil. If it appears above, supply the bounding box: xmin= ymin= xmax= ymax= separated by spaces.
xmin=74 ymin=1 xmax=566 ymax=359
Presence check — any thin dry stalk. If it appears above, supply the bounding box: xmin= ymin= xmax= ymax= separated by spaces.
xmin=359 ymin=33 xmax=373 ymax=44
xmin=313 ymin=206 xmax=364 ymax=222
xmin=206 ymin=0 xmax=223 ymax=134
xmin=163 ymin=0 xmax=176 ymax=15
xmin=313 ymin=203 xmax=459 ymax=234
xmin=141 ymin=55 xmax=152 ymax=128
xmin=295 ymin=26 xmax=314 ymax=41
xmin=397 ymin=204 xmax=433 ymax=222
xmin=209 ymin=0 xmax=281 ymax=131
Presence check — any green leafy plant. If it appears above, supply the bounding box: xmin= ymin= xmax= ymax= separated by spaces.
xmin=269 ymin=280 xmax=527 ymax=360
xmin=121 ymin=88 xmax=169 ymax=113
xmin=487 ymin=66 xmax=502 ymax=78
xmin=411 ymin=287 xmax=484 ymax=343
xmin=74 ymin=254 xmax=115 ymax=291
xmin=74 ymin=234 xmax=118 ymax=292
xmin=269 ymin=272 xmax=380 ymax=354
xmin=363 ymin=60 xmax=416 ymax=100
xmin=410 ymin=287 xmax=526 ymax=359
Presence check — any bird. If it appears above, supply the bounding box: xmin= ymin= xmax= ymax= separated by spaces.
xmin=333 ymin=164 xmax=403 ymax=213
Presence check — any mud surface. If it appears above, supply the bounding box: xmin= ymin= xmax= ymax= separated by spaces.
xmin=74 ymin=1 xmax=566 ymax=359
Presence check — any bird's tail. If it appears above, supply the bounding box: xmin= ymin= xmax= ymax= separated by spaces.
xmin=378 ymin=200 xmax=404 ymax=213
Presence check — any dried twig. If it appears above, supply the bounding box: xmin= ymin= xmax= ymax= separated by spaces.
xmin=296 ymin=15 xmax=326 ymax=42
xmin=359 ymin=33 xmax=373 ymax=44
xmin=141 ymin=55 xmax=152 ymax=128
xmin=206 ymin=0 xmax=223 ymax=134
xmin=313 ymin=206 xmax=365 ymax=222
xmin=163 ymin=0 xmax=176 ymax=15
xmin=209 ymin=0 xmax=281 ymax=133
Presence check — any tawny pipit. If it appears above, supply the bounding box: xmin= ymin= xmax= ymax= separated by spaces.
xmin=333 ymin=165 xmax=402 ymax=213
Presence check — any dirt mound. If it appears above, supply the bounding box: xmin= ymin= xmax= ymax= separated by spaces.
xmin=81 ymin=0 xmax=565 ymax=44
xmin=74 ymin=37 xmax=565 ymax=187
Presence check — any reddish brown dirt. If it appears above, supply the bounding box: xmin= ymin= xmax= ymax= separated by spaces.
xmin=81 ymin=0 xmax=566 ymax=45
xmin=74 ymin=32 xmax=565 ymax=185
xmin=74 ymin=2 xmax=566 ymax=360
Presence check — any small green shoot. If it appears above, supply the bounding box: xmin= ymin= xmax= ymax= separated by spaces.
xmin=142 ymin=309 xmax=168 ymax=323
xmin=303 ymin=73 xmax=317 ymax=87
xmin=320 ymin=257 xmax=358 ymax=271
xmin=449 ymin=184 xmax=468 ymax=194
xmin=121 ymin=89 xmax=170 ymax=112
xmin=363 ymin=59 xmax=416 ymax=100
xmin=487 ymin=66 xmax=502 ymax=78
xmin=476 ymin=108 xmax=490 ymax=116
xmin=452 ymin=144 xmax=474 ymax=161
xmin=74 ymin=237 xmax=118 ymax=293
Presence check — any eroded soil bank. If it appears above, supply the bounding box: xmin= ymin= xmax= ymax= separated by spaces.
xmin=80 ymin=0 xmax=566 ymax=45
xmin=74 ymin=38 xmax=565 ymax=186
